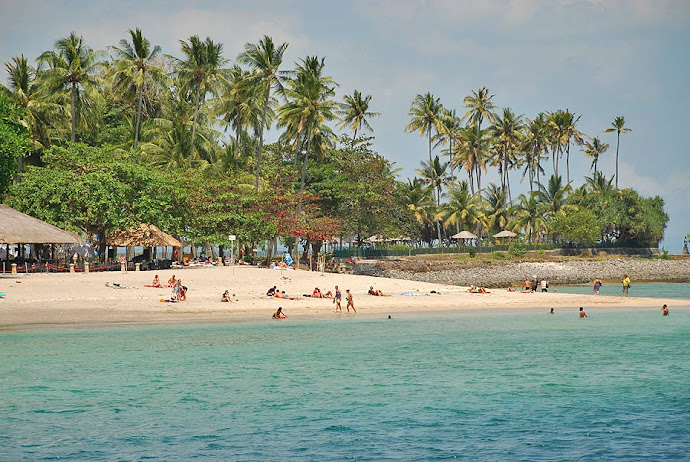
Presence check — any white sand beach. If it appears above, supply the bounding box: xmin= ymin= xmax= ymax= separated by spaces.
xmin=1 ymin=265 xmax=683 ymax=328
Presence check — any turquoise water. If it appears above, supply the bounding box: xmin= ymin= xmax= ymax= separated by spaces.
xmin=2 ymin=309 xmax=689 ymax=460
xmin=555 ymin=282 xmax=690 ymax=300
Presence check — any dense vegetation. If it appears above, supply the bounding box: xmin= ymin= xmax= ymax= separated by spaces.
xmin=0 ymin=31 xmax=668 ymax=261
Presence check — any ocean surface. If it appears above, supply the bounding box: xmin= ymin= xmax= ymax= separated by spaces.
xmin=554 ymin=281 xmax=690 ymax=301
xmin=2 ymin=309 xmax=689 ymax=461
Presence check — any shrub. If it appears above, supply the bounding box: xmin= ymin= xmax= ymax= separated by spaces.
xmin=509 ymin=240 xmax=527 ymax=258
xmin=468 ymin=247 xmax=477 ymax=258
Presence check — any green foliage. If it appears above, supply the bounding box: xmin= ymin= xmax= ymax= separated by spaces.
xmin=551 ymin=209 xmax=601 ymax=246
xmin=468 ymin=247 xmax=477 ymax=258
xmin=509 ymin=239 xmax=527 ymax=258
xmin=0 ymin=94 xmax=29 ymax=196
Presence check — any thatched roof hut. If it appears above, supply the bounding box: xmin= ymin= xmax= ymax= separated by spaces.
xmin=0 ymin=204 xmax=82 ymax=244
xmin=106 ymin=223 xmax=181 ymax=248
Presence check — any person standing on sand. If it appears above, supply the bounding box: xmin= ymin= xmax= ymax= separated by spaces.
xmin=345 ymin=289 xmax=356 ymax=313
xmin=540 ymin=279 xmax=548 ymax=292
xmin=531 ymin=276 xmax=538 ymax=292
xmin=662 ymin=304 xmax=669 ymax=316
xmin=593 ymin=277 xmax=602 ymax=295
xmin=579 ymin=307 xmax=587 ymax=318
xmin=622 ymin=274 xmax=631 ymax=297
xmin=334 ymin=285 xmax=342 ymax=312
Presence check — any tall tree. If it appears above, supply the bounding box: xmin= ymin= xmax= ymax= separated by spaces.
xmin=521 ymin=114 xmax=549 ymax=192
xmin=581 ymin=136 xmax=609 ymax=175
xmin=174 ymin=35 xmax=227 ymax=165
xmin=337 ymin=90 xmax=379 ymax=139
xmin=2 ymin=54 xmax=62 ymax=153
xmin=110 ymin=28 xmax=166 ymax=149
xmin=38 ymin=32 xmax=101 ymax=142
xmin=455 ymin=126 xmax=489 ymax=194
xmin=238 ymin=36 xmax=289 ymax=191
xmin=490 ymin=108 xmax=524 ymax=202
xmin=435 ymin=108 xmax=462 ymax=184
xmin=561 ymin=110 xmax=584 ymax=183
xmin=511 ymin=192 xmax=548 ymax=243
xmin=463 ymin=86 xmax=497 ymax=189
xmin=536 ymin=174 xmax=576 ymax=219
xmin=405 ymin=93 xmax=444 ymax=203
xmin=442 ymin=180 xmax=483 ymax=235
xmin=603 ymin=116 xmax=631 ymax=188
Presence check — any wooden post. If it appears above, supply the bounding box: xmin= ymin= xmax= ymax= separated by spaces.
xmin=69 ymin=263 xmax=75 ymax=273
xmin=84 ymin=262 xmax=89 ymax=273
xmin=11 ymin=263 xmax=17 ymax=274
xmin=135 ymin=263 xmax=141 ymax=272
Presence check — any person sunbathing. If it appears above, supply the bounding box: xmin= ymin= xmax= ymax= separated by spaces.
xmin=368 ymin=286 xmax=386 ymax=296
xmin=312 ymin=287 xmax=324 ymax=298
xmin=168 ymin=275 xmax=177 ymax=286
xmin=468 ymin=285 xmax=490 ymax=294
xmin=274 ymin=290 xmax=298 ymax=300
xmin=266 ymin=286 xmax=277 ymax=297
xmin=323 ymin=290 xmax=334 ymax=298
xmin=152 ymin=275 xmax=162 ymax=288
xmin=221 ymin=290 xmax=232 ymax=302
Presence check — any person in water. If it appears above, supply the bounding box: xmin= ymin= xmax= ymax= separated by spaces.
xmin=662 ymin=304 xmax=669 ymax=316
xmin=550 ymin=308 xmax=555 ymax=314
xmin=272 ymin=307 xmax=287 ymax=319
xmin=593 ymin=277 xmax=602 ymax=295
xmin=579 ymin=307 xmax=587 ymax=318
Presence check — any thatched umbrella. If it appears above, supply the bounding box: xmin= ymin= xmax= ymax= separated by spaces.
xmin=107 ymin=223 xmax=181 ymax=248
xmin=493 ymin=230 xmax=517 ymax=239
xmin=0 ymin=204 xmax=82 ymax=245
xmin=451 ymin=230 xmax=478 ymax=240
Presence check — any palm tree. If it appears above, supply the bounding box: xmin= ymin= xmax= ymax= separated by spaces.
xmin=536 ymin=174 xmax=576 ymax=219
xmin=455 ymin=126 xmax=489 ymax=194
xmin=463 ymin=87 xmax=497 ymax=134
xmin=561 ymin=110 xmax=584 ymax=183
xmin=278 ymin=56 xmax=339 ymax=193
xmin=110 ymin=28 xmax=166 ymax=149
xmin=38 ymin=32 xmax=101 ymax=141
xmin=442 ymin=180 xmax=483 ymax=235
xmin=490 ymin=108 xmax=524 ymax=201
xmin=585 ymin=171 xmax=616 ymax=197
xmin=337 ymin=90 xmax=379 ymax=139
xmin=2 ymin=54 xmax=63 ymax=152
xmin=213 ymin=65 xmax=264 ymax=168
xmin=603 ymin=116 xmax=631 ymax=188
xmin=435 ymin=108 xmax=462 ymax=183
xmin=482 ymin=183 xmax=510 ymax=235
xmin=511 ymin=192 xmax=548 ymax=243
xmin=521 ymin=114 xmax=549 ymax=192
xmin=405 ymin=93 xmax=444 ymax=202
xmin=238 ymin=36 xmax=289 ymax=191
xmin=403 ymin=178 xmax=435 ymax=245
xmin=174 ymin=35 xmax=227 ymax=165
xmin=581 ymin=136 xmax=609 ymax=175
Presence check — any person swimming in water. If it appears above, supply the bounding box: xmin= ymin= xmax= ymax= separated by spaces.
xmin=662 ymin=304 xmax=669 ymax=316
xmin=579 ymin=307 xmax=587 ymax=318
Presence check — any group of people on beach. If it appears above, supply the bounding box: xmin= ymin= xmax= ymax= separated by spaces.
xmin=267 ymin=284 xmax=357 ymax=318
xmin=148 ymin=274 xmax=187 ymax=302
xmin=519 ymin=276 xmax=549 ymax=293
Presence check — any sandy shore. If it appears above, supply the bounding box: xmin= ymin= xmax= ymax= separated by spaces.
xmin=0 ymin=266 xmax=686 ymax=329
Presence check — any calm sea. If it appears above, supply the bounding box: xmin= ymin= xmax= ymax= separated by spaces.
xmin=2 ymin=308 xmax=689 ymax=460
xmin=554 ymin=282 xmax=690 ymax=301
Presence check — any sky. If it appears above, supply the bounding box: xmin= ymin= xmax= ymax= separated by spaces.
xmin=1 ymin=0 xmax=689 ymax=251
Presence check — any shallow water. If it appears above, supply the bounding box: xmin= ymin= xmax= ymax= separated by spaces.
xmin=555 ymin=281 xmax=690 ymax=301
xmin=2 ymin=308 xmax=689 ymax=460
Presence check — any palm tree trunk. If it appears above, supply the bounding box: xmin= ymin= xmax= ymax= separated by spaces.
xmin=449 ymin=137 xmax=454 ymax=184
xmin=566 ymin=142 xmax=571 ymax=184
xmin=256 ymin=85 xmax=271 ymax=192
xmin=134 ymin=82 xmax=144 ymax=149
xmin=70 ymin=83 xmax=76 ymax=142
xmin=615 ymin=132 xmax=620 ymax=188
xmin=352 ymin=127 xmax=358 ymax=141
xmin=190 ymin=85 xmax=201 ymax=165
xmin=428 ymin=129 xmax=436 ymax=204
xmin=235 ymin=125 xmax=241 ymax=169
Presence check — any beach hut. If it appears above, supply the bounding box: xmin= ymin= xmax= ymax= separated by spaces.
xmin=107 ymin=224 xmax=182 ymax=264
xmin=0 ymin=204 xmax=82 ymax=263
xmin=451 ymin=230 xmax=478 ymax=240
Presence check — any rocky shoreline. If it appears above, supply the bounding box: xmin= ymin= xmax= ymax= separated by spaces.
xmin=355 ymin=258 xmax=690 ymax=287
